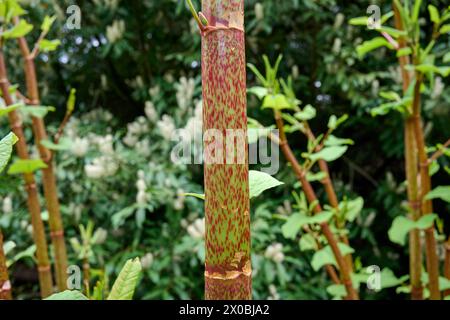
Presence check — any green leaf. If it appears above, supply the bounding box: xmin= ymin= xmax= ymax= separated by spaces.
xmin=0 ymin=132 xmax=18 ymax=173
xmin=340 ymin=197 xmax=364 ymax=222
xmin=414 ymin=64 xmax=450 ymax=77
xmin=39 ymin=39 xmax=61 ymax=52
xmin=305 ymin=171 xmax=327 ymax=182
xmin=41 ymin=15 xmax=57 ymax=32
xmin=378 ymin=27 xmax=407 ymax=39
xmin=324 ymin=135 xmax=354 ymax=147
xmin=440 ymin=24 xmax=450 ymax=34
xmin=428 ymin=5 xmax=440 ymax=24
xmin=379 ymin=268 xmax=409 ymax=289
xmin=2 ymin=20 xmax=33 ymax=39
xmin=282 ymin=211 xmax=333 ymax=239
xmin=107 ymin=258 xmax=142 ymax=300
xmin=348 ymin=16 xmax=368 ymax=26
xmin=299 ymin=234 xmax=317 ymax=252
xmin=444 ymin=52 xmax=450 ymax=63
xmin=311 ymin=243 xmax=354 ymax=271
xmin=8 ymin=159 xmax=47 ymax=175
xmin=388 ymin=214 xmax=438 ymax=246
xmin=185 ymin=171 xmax=284 ymax=202
xmin=0 ymin=104 xmax=21 ymax=117
xmin=327 ymin=284 xmax=347 ymax=298
xmin=356 ymin=37 xmax=394 ymax=59
xmin=247 ymin=86 xmax=268 ymax=100
xmin=40 ymin=138 xmax=71 ymax=151
xmin=21 ymin=106 xmax=56 ymax=118
xmin=294 ymin=105 xmax=316 ymax=121
xmin=425 ymin=186 xmax=450 ymax=203
xmin=184 ymin=193 xmax=205 ymax=200
xmin=412 ymin=0 xmax=423 ymax=23
xmin=379 ymin=91 xmax=401 ymax=101
xmin=397 ymin=47 xmax=412 ymax=57
xmin=249 ymin=170 xmax=284 ymax=198
xmin=308 ymin=146 xmax=348 ymax=162
xmin=327 ymin=114 xmax=348 ymax=130
xmin=262 ymin=94 xmax=291 ymax=110
xmin=45 ymin=290 xmax=89 ymax=300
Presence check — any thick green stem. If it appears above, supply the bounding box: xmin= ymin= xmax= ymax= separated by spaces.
xmin=17 ymin=29 xmax=68 ymax=292
xmin=201 ymin=0 xmax=251 ymax=300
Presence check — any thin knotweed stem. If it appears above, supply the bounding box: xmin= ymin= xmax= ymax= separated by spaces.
xmin=393 ymin=4 xmax=423 ymax=300
xmin=54 ymin=112 xmax=73 ymax=144
xmin=0 ymin=50 xmax=53 ymax=298
xmin=412 ymin=75 xmax=441 ymax=300
xmin=381 ymin=31 xmax=399 ymax=50
xmin=268 ymin=132 xmax=342 ymax=286
xmin=303 ymin=123 xmax=354 ymax=273
xmin=186 ymin=0 xmax=206 ymax=31
xmin=274 ymin=111 xmax=358 ymax=300
xmin=16 ymin=20 xmax=69 ymax=292
xmin=428 ymin=138 xmax=450 ymax=164
xmin=0 ymin=231 xmax=12 ymax=300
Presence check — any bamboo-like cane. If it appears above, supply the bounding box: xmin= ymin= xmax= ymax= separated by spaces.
xmin=14 ymin=21 xmax=68 ymax=292
xmin=393 ymin=5 xmax=423 ymax=300
xmin=199 ymin=0 xmax=252 ymax=300
xmin=0 ymin=49 xmax=53 ymax=298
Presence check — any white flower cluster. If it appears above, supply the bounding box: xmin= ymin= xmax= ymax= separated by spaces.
xmin=157 ymin=115 xmax=176 ymax=141
xmin=84 ymin=134 xmax=119 ymax=179
xmin=174 ymin=189 xmax=185 ymax=211
xmin=187 ymin=218 xmax=205 ymax=240
xmin=123 ymin=116 xmax=149 ymax=147
xmin=106 ymin=20 xmax=125 ymax=44
xmin=71 ymin=137 xmax=89 ymax=158
xmin=149 ymin=85 xmax=160 ymax=98
xmin=141 ymin=252 xmax=154 ymax=269
xmin=145 ymin=101 xmax=158 ymax=122
xmin=180 ymin=99 xmax=203 ymax=144
xmin=255 ymin=3 xmax=264 ymax=21
xmin=264 ymin=243 xmax=284 ymax=263
xmin=432 ymin=77 xmax=444 ymax=99
xmin=136 ymin=170 xmax=148 ymax=206
xmin=332 ymin=38 xmax=342 ymax=54
xmin=2 ymin=196 xmax=12 ymax=214
xmin=175 ymin=77 xmax=195 ymax=111
xmin=267 ymin=285 xmax=280 ymax=300
xmin=334 ymin=13 xmax=345 ymax=29
xmin=93 ymin=228 xmax=108 ymax=245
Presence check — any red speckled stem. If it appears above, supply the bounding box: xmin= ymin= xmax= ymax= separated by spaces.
xmin=201 ymin=0 xmax=251 ymax=300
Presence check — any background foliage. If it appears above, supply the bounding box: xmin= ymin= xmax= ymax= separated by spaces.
xmin=0 ymin=0 xmax=449 ymax=300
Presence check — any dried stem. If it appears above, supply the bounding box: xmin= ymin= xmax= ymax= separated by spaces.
xmin=0 ymin=49 xmax=53 ymax=298
xmin=274 ymin=111 xmax=358 ymax=300
xmin=393 ymin=5 xmax=423 ymax=300
xmin=16 ymin=18 xmax=68 ymax=292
